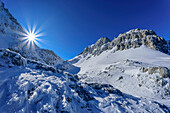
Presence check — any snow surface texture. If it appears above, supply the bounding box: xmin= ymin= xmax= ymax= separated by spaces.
xmin=0 ymin=49 xmax=169 ymax=113
xmin=70 ymin=44 xmax=170 ymax=110
xmin=0 ymin=0 xmax=170 ymax=112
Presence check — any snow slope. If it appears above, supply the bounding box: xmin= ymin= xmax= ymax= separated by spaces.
xmin=0 ymin=49 xmax=169 ymax=113
xmin=71 ymin=45 xmax=170 ymax=108
xmin=74 ymin=46 xmax=170 ymax=73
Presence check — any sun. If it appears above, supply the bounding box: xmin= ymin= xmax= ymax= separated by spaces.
xmin=28 ymin=33 xmax=36 ymax=41
xmin=17 ymin=24 xmax=44 ymax=50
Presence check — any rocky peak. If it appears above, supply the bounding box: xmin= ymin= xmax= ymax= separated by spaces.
xmin=109 ymin=29 xmax=168 ymax=53
xmin=95 ymin=37 xmax=111 ymax=47
xmin=82 ymin=37 xmax=111 ymax=56
xmin=123 ymin=29 xmax=157 ymax=36
xmin=79 ymin=29 xmax=168 ymax=58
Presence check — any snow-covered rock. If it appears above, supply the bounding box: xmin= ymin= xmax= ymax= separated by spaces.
xmin=0 ymin=48 xmax=57 ymax=72
xmin=69 ymin=30 xmax=170 ymax=107
xmin=69 ymin=29 xmax=169 ymax=64
xmin=70 ymin=43 xmax=170 ymax=109
xmin=0 ymin=55 xmax=169 ymax=112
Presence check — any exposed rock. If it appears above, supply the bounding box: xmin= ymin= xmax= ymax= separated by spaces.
xmin=77 ymin=29 xmax=169 ymax=58
xmin=82 ymin=37 xmax=111 ymax=57
xmin=0 ymin=49 xmax=26 ymax=66
xmin=140 ymin=67 xmax=148 ymax=73
xmin=159 ymin=67 xmax=170 ymax=78
xmin=140 ymin=66 xmax=170 ymax=78
xmin=148 ymin=67 xmax=159 ymax=74
xmin=109 ymin=29 xmax=168 ymax=53
xmin=0 ymin=49 xmax=57 ymax=73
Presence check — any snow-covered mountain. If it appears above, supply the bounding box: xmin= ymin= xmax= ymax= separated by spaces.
xmin=69 ymin=29 xmax=170 ymax=109
xmin=0 ymin=0 xmax=78 ymax=73
xmin=69 ymin=29 xmax=169 ymax=64
xmin=0 ymin=0 xmax=170 ymax=112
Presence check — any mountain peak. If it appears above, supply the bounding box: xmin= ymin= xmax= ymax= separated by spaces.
xmin=76 ymin=29 xmax=169 ymax=58
xmin=112 ymin=29 xmax=167 ymax=52
xmin=96 ymin=37 xmax=111 ymax=44
xmin=81 ymin=37 xmax=111 ymax=57
xmin=126 ymin=29 xmax=156 ymax=35
xmin=118 ymin=29 xmax=157 ymax=39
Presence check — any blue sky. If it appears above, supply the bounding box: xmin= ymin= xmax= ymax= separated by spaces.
xmin=3 ymin=0 xmax=170 ymax=60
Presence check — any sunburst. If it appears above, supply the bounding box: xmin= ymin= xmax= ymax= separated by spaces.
xmin=17 ymin=24 xmax=44 ymax=50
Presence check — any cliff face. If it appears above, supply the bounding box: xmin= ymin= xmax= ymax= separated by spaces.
xmin=80 ymin=29 xmax=168 ymax=58
xmin=110 ymin=29 xmax=168 ymax=53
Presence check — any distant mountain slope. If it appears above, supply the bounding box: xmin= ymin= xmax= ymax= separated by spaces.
xmin=69 ymin=29 xmax=169 ymax=64
xmin=69 ymin=30 xmax=170 ymax=107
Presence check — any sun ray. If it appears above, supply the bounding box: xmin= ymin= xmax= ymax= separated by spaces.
xmin=27 ymin=40 xmax=31 ymax=49
xmin=31 ymin=41 xmax=35 ymax=50
xmin=19 ymin=39 xmax=29 ymax=48
xmin=32 ymin=24 xmax=37 ymax=34
xmin=19 ymin=23 xmax=44 ymax=50
xmin=34 ymin=37 xmax=42 ymax=42
xmin=34 ymin=40 xmax=41 ymax=47
xmin=27 ymin=24 xmax=32 ymax=34
xmin=35 ymin=33 xmax=44 ymax=37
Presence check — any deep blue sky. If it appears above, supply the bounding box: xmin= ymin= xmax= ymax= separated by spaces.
xmin=3 ymin=0 xmax=170 ymax=60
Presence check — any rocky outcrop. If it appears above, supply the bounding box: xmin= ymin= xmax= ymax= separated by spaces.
xmin=0 ymin=49 xmax=26 ymax=66
xmin=79 ymin=29 xmax=168 ymax=57
xmin=82 ymin=37 xmax=111 ymax=57
xmin=140 ymin=66 xmax=170 ymax=78
xmin=110 ymin=29 xmax=168 ymax=53
xmin=0 ymin=49 xmax=57 ymax=72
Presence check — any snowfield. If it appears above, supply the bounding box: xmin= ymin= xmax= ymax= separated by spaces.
xmin=74 ymin=46 xmax=170 ymax=73
xmin=0 ymin=49 xmax=169 ymax=113
xmin=71 ymin=46 xmax=170 ymax=109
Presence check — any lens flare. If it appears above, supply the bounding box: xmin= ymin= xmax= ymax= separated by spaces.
xmin=28 ymin=33 xmax=36 ymax=41
xmin=17 ymin=24 xmax=44 ymax=50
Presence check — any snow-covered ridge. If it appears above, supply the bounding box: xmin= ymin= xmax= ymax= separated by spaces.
xmin=0 ymin=48 xmax=57 ymax=73
xmin=71 ymin=29 xmax=168 ymax=62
